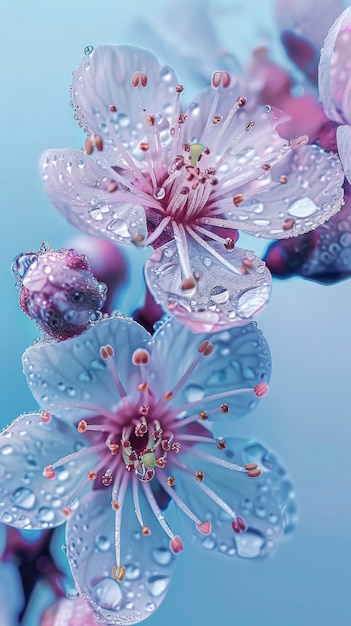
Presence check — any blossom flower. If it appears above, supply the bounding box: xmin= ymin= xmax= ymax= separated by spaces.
xmin=40 ymin=45 xmax=344 ymax=332
xmin=0 ymin=313 xmax=296 ymax=624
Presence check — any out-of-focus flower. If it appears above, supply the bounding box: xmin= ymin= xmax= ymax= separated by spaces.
xmin=40 ymin=45 xmax=344 ymax=332
xmin=12 ymin=243 xmax=106 ymax=340
xmin=0 ymin=313 xmax=296 ymax=624
xmin=41 ymin=597 xmax=101 ymax=626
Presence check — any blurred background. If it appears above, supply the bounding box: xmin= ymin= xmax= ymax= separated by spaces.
xmin=1 ymin=0 xmax=351 ymax=624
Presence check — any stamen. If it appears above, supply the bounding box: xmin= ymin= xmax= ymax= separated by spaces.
xmin=143 ymin=216 xmax=172 ymax=247
xmin=185 ymin=225 xmax=242 ymax=275
xmin=163 ymin=339 xmax=214 ymax=403
xmin=132 ymin=474 xmax=151 ymax=535
xmin=143 ymin=481 xmax=183 ymax=553
xmin=176 ymin=385 xmax=258 ymax=414
xmin=85 ymin=134 xmax=103 ymax=154
xmin=131 ymin=71 xmax=148 ymax=88
xmin=40 ymin=410 xmax=51 ymax=423
xmin=47 ymin=401 xmax=117 ymax=422
xmin=160 ymin=475 xmax=211 ymax=535
xmin=179 ymin=445 xmax=246 ymax=473
xmin=112 ymin=472 xmax=129 ymax=579
xmin=211 ymin=71 xmax=231 ymax=89
xmin=100 ymin=344 xmax=127 ymax=399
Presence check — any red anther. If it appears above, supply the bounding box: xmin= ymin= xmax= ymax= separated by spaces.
xmin=245 ymin=120 xmax=255 ymax=132
xmin=40 ymin=410 xmax=51 ymax=424
xmin=198 ymin=340 xmax=210 ymax=354
xmin=176 ymin=84 xmax=184 ymax=93
xmin=242 ymin=258 xmax=254 ymax=270
xmin=236 ymin=516 xmax=247 ymax=532
xmin=233 ymin=194 xmax=245 ymax=206
xmin=135 ymin=422 xmax=147 ymax=437
xmin=88 ymin=470 xmax=97 ymax=480
xmin=247 ymin=468 xmax=262 ymax=478
xmin=139 ymin=405 xmax=149 ymax=416
xmin=261 ymin=163 xmax=271 ymax=172
xmin=220 ymin=403 xmax=229 ymax=414
xmin=109 ymin=104 xmax=117 ymax=112
xmin=236 ymin=96 xmax=247 ymax=108
xmin=171 ymin=442 xmax=181 ymax=453
xmin=102 ymin=472 xmax=113 ymax=486
xmin=283 ymin=218 xmax=296 ymax=231
xmin=203 ymin=343 xmax=214 ymax=357
xmin=279 ymin=175 xmax=288 ymax=184
xmin=43 ymin=465 xmax=56 ymax=480
xmin=132 ymin=349 xmax=150 ymax=366
xmin=244 ymin=463 xmax=258 ymax=471
xmin=161 ymin=439 xmax=171 ymax=451
xmin=77 ymin=420 xmax=87 ymax=433
xmin=224 ymin=237 xmax=235 ymax=251
xmin=63 ymin=507 xmax=72 ymax=516
xmin=198 ymin=411 xmax=208 ymax=420
xmin=178 ymin=114 xmax=188 ymax=124
xmin=138 ymin=382 xmax=149 ymax=392
xmin=106 ymin=180 xmax=118 ymax=192
xmin=182 ymin=142 xmax=191 ymax=152
xmin=142 ymin=524 xmax=152 ymax=536
xmin=100 ymin=346 xmax=108 ymax=360
xmin=212 ymin=114 xmax=223 ymax=125
xmin=254 ymin=382 xmax=269 ymax=398
xmin=131 ymin=71 xmax=148 ymax=87
xmin=170 ymin=536 xmax=184 ymax=554
xmin=146 ymin=114 xmax=155 ymax=126
xmin=181 ymin=278 xmax=196 ymax=291
xmin=94 ymin=135 xmax=103 ymax=151
xmin=122 ymin=440 xmax=131 ymax=448
xmin=109 ymin=443 xmax=119 ymax=455
xmin=231 ymin=519 xmax=240 ymax=534
xmin=128 ymin=451 xmax=138 ymax=461
xmin=197 ymin=520 xmax=211 ymax=535
xmin=153 ymin=429 xmax=162 ymax=439
xmin=139 ymin=142 xmax=149 ymax=151
xmin=217 ymin=439 xmax=227 ymax=450
xmin=111 ymin=500 xmax=121 ymax=510
xmin=105 ymin=345 xmax=114 ymax=357
xmin=212 ymin=70 xmax=231 ymax=88
xmin=156 ymin=457 xmax=167 ymax=468
xmin=112 ymin=566 xmax=126 ymax=582
xmin=85 ymin=136 xmax=93 ymax=155
xmin=163 ymin=391 xmax=173 ymax=401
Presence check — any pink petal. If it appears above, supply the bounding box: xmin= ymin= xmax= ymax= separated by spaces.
xmin=319 ymin=7 xmax=351 ymax=125
xmin=40 ymin=598 xmax=100 ymax=626
xmin=40 ymin=150 xmax=147 ymax=245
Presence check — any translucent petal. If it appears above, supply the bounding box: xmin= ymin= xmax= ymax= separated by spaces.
xmin=40 ymin=598 xmax=100 ymax=626
xmin=40 ymin=149 xmax=147 ymax=245
xmin=336 ymin=125 xmax=351 ymax=184
xmin=265 ymin=187 xmax=351 ymax=285
xmin=172 ymin=438 xmax=297 ymax=558
xmin=23 ymin=316 xmax=151 ymax=422
xmin=150 ymin=317 xmax=271 ymax=419
xmin=71 ymin=45 xmax=178 ymax=165
xmin=319 ymin=7 xmax=351 ymax=125
xmin=66 ymin=487 xmax=176 ymax=624
xmin=145 ymin=238 xmax=271 ymax=333
xmin=0 ymin=414 xmax=93 ymax=529
xmin=216 ymin=145 xmax=344 ymax=239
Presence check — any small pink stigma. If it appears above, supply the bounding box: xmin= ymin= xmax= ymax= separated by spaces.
xmin=170 ymin=536 xmax=184 ymax=554
xmin=77 ymin=420 xmax=87 ymax=433
xmin=43 ymin=465 xmax=56 ymax=480
xmin=175 ymin=84 xmax=184 ymax=93
xmin=109 ymin=104 xmax=117 ymax=112
xmin=211 ymin=70 xmax=231 ymax=88
xmin=131 ymin=71 xmax=148 ymax=88
xmin=254 ymin=382 xmax=269 ymax=398
xmin=100 ymin=344 xmax=114 ymax=359
xmin=63 ymin=507 xmax=72 ymax=516
xmin=197 ymin=520 xmax=211 ymax=535
xmin=142 ymin=525 xmax=152 ymax=536
xmin=231 ymin=516 xmax=247 ymax=534
xmin=40 ymin=410 xmax=51 ymax=424
xmin=132 ymin=349 xmax=150 ymax=365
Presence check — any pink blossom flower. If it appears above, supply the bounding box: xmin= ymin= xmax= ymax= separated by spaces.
xmin=0 ymin=313 xmax=296 ymax=624
xmin=40 ymin=46 xmax=344 ymax=332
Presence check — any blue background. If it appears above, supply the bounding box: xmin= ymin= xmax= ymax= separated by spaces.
xmin=1 ymin=1 xmax=350 ymax=624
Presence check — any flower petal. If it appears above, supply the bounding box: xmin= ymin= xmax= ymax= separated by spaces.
xmin=145 ymin=238 xmax=271 ymax=333
xmin=215 ymin=145 xmax=344 ymax=239
xmin=66 ymin=487 xmax=176 ymax=624
xmin=41 ymin=598 xmax=100 ymax=626
xmin=40 ymin=149 xmax=147 ymax=245
xmin=336 ymin=125 xmax=351 ymax=184
xmin=0 ymin=414 xmax=92 ymax=529
xmin=318 ymin=7 xmax=351 ymax=125
xmin=71 ymin=45 xmax=178 ymax=165
xmin=150 ymin=317 xmax=271 ymax=418
xmin=172 ymin=438 xmax=297 ymax=558
xmin=23 ymin=316 xmax=151 ymax=422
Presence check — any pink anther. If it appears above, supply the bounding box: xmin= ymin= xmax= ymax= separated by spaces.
xmin=212 ymin=70 xmax=231 ymax=88
xmin=169 ymin=536 xmax=184 ymax=554
xmin=254 ymin=382 xmax=269 ymax=398
xmin=131 ymin=72 xmax=148 ymax=88
xmin=197 ymin=520 xmax=211 ymax=535
xmin=43 ymin=465 xmax=56 ymax=480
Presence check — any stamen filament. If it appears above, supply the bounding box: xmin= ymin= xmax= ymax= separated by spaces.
xmin=143 ymin=481 xmax=175 ymax=541
xmin=176 ymin=386 xmax=255 ymax=414
xmin=185 ymin=225 xmax=241 ymax=274
xmin=180 ymin=444 xmax=246 ymax=473
xmin=159 ymin=475 xmax=202 ymax=525
xmin=47 ymin=402 xmax=117 ymax=422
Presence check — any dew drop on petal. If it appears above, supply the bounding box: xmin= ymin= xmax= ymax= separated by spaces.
xmin=38 ymin=507 xmax=55 ymax=522
xmin=184 ymin=384 xmax=205 ymax=403
xmin=94 ymin=535 xmax=111 ymax=552
xmin=125 ymin=564 xmax=141 ymax=580
xmin=234 ymin=528 xmax=266 ymax=558
xmin=152 ymin=547 xmax=172 ymax=566
xmin=146 ymin=575 xmax=170 ymax=597
xmin=11 ymin=487 xmax=36 ymax=510
xmin=91 ymin=578 xmax=122 ymax=610
xmin=288 ymin=197 xmax=318 ymax=218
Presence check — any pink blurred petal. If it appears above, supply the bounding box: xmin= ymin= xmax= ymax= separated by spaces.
xmin=41 ymin=598 xmax=101 ymax=626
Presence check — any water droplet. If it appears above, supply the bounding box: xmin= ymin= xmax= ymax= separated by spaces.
xmin=255 ymin=505 xmax=267 ymax=518
xmin=1 ymin=445 xmax=13 ymax=456
xmin=91 ymin=578 xmax=122 ymax=609
xmin=107 ymin=219 xmax=131 ymax=238
xmin=210 ymin=285 xmax=229 ymax=305
xmin=234 ymin=528 xmax=266 ymax=558
xmin=288 ymin=197 xmax=318 ymax=218
xmin=78 ymin=370 xmax=93 ymax=383
xmin=125 ymin=564 xmax=141 ymax=580
xmin=66 ymin=387 xmax=76 ymax=397
xmin=125 ymin=602 xmax=134 ymax=610
xmin=203 ymin=257 xmax=212 ymax=267
xmin=90 ymin=205 xmax=110 ymax=221
xmin=57 ymin=469 xmax=69 ymax=482
xmin=11 ymin=487 xmax=36 ymax=510
xmin=184 ymin=384 xmax=205 ymax=403
xmin=154 ymin=187 xmax=165 ymax=200
xmin=145 ymin=602 xmax=155 ymax=612
xmin=201 ymin=536 xmax=216 ymax=550
xmin=152 ymin=547 xmax=172 ymax=566
xmin=146 ymin=575 xmax=170 ymax=597
xmin=95 ymin=535 xmax=111 ymax=552
xmin=2 ymin=512 xmax=13 ymax=523
xmin=38 ymin=507 xmax=54 ymax=522
xmin=84 ymin=45 xmax=94 ymax=55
